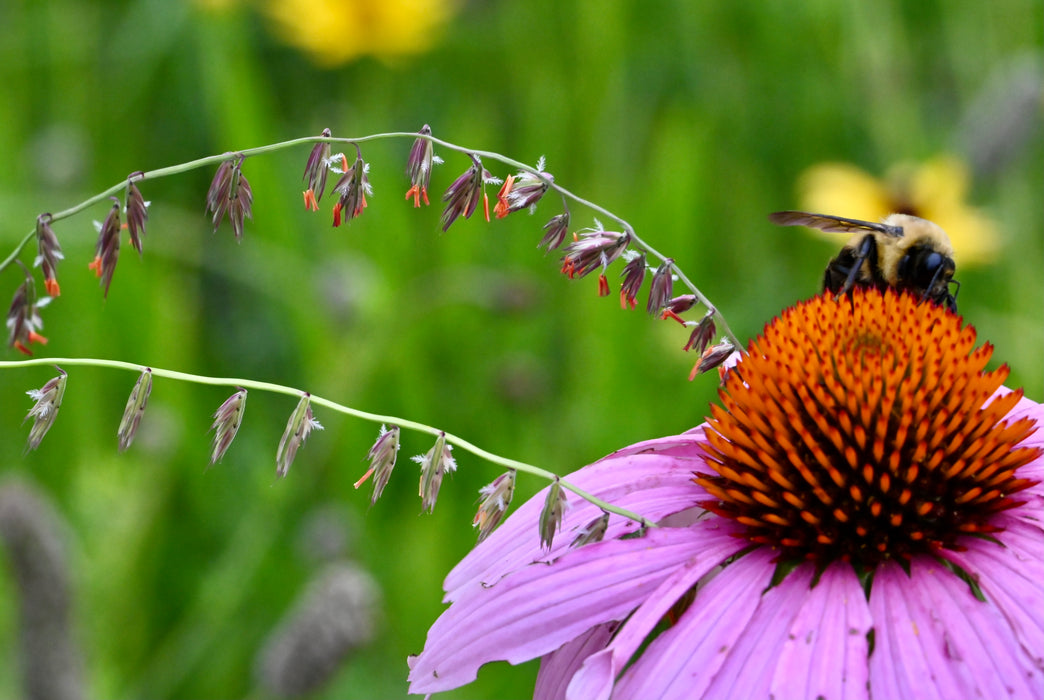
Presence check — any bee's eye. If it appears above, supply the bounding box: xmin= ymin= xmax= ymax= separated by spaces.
xmin=899 ymin=246 xmax=954 ymax=290
xmin=918 ymin=252 xmax=945 ymax=283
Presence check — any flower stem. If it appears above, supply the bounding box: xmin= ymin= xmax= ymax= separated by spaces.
xmin=1 ymin=357 xmax=656 ymax=528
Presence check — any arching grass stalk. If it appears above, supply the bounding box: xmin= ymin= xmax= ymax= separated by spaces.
xmin=3 ymin=126 xmax=746 ymax=544
xmin=0 ymin=131 xmax=741 ymax=351
xmin=3 ymin=357 xmax=657 ymax=531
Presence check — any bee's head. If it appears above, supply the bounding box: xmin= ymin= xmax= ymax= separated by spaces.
xmin=898 ymin=243 xmax=958 ymax=311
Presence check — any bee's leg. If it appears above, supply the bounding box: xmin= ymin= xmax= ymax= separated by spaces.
xmin=922 ymin=266 xmax=959 ymax=312
xmin=839 ymin=235 xmax=877 ymax=294
xmin=946 ymin=279 xmax=960 ymax=312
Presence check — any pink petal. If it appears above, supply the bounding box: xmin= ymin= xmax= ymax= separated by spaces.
xmin=769 ymin=561 xmax=872 ymax=700
xmin=699 ymin=559 xmax=818 ymax=699
xmin=942 ymin=514 xmax=1044 ymax=673
xmin=870 ymin=558 xmax=1043 ymax=700
xmin=1010 ymin=486 xmax=1044 ymax=527
xmin=610 ymin=548 xmax=779 ymax=700
xmin=408 ymin=520 xmax=738 ymax=694
xmin=565 ymin=520 xmax=748 ymax=700
xmin=535 ymin=622 xmax=618 ymax=700
xmin=444 ymin=433 xmax=711 ymax=600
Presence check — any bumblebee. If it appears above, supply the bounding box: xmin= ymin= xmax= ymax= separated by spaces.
xmin=769 ymin=210 xmax=959 ymax=312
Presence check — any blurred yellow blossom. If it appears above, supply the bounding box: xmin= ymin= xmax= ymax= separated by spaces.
xmin=798 ymin=156 xmax=1000 ymax=265
xmin=263 ymin=0 xmax=458 ymax=66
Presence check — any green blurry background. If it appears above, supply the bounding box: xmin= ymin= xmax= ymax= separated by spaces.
xmin=0 ymin=0 xmax=1040 ymax=697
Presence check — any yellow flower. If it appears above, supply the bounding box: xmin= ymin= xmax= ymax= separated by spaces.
xmin=263 ymin=0 xmax=458 ymax=66
xmin=798 ymin=156 xmax=999 ymax=265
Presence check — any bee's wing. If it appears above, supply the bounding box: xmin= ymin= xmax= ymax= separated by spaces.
xmin=768 ymin=211 xmax=904 ymax=238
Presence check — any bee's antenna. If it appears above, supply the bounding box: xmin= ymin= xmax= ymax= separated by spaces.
xmin=920 ymin=264 xmax=957 ymax=310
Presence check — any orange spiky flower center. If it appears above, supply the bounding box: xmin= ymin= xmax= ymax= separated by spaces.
xmin=697 ymin=288 xmax=1040 ymax=567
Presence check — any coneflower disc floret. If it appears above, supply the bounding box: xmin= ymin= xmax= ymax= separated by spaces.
xmin=698 ymin=288 xmax=1039 ymax=567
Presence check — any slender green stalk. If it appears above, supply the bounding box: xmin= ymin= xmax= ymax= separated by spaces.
xmin=2 ymin=129 xmax=743 ymax=532
xmin=2 ymin=357 xmax=656 ymax=528
xmin=0 ymin=131 xmax=741 ymax=349
xmin=0 ymin=231 xmax=35 ymax=276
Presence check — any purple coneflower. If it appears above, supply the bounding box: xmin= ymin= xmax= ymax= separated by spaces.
xmin=408 ymin=288 xmax=1043 ymax=700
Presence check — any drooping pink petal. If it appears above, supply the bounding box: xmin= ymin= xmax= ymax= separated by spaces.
xmin=870 ymin=558 xmax=1043 ymax=700
xmin=565 ymin=521 xmax=749 ymax=700
xmin=698 ymin=558 xmax=817 ymax=699
xmin=408 ymin=520 xmax=739 ymax=694
xmin=610 ymin=558 xmax=872 ymax=700
xmin=769 ymin=561 xmax=872 ymax=700
xmin=1011 ymin=486 xmax=1044 ymax=528
xmin=942 ymin=514 xmax=1044 ymax=674
xmin=869 ymin=562 xmax=961 ymax=699
xmin=535 ymin=622 xmax=618 ymax=700
xmin=444 ymin=433 xmax=711 ymax=600
xmin=592 ymin=547 xmax=776 ymax=700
